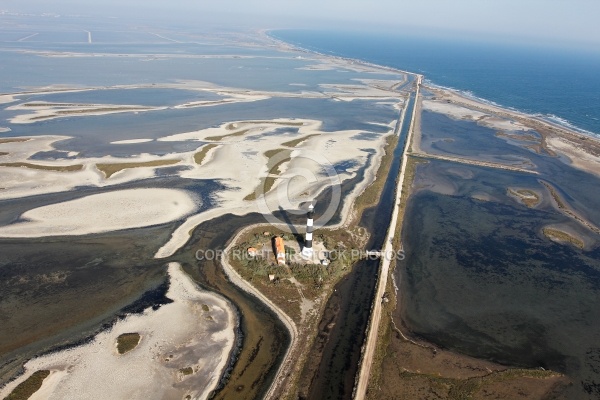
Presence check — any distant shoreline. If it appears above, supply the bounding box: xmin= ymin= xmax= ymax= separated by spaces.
xmin=266 ymin=29 xmax=600 ymax=138
xmin=264 ymin=28 xmax=600 ymax=399
xmin=265 ymin=29 xmax=600 ymax=171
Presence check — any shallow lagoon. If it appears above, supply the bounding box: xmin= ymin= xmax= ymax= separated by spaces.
xmin=399 ymin=157 xmax=600 ymax=399
xmin=0 ymin=46 xmax=402 ymax=93
xmin=4 ymin=97 xmax=397 ymax=158
xmin=0 ymin=19 xmax=406 ymax=398
xmin=404 ymin=110 xmax=600 ymax=398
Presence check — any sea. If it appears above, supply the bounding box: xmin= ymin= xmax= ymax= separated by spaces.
xmin=271 ymin=29 xmax=600 ymax=137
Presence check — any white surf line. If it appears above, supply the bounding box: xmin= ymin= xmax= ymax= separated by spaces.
xmin=17 ymin=33 xmax=38 ymax=42
xmin=84 ymin=30 xmax=92 ymax=43
xmin=151 ymin=33 xmax=182 ymax=43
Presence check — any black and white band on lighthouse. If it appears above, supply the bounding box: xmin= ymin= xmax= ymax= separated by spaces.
xmin=301 ymin=202 xmax=314 ymax=258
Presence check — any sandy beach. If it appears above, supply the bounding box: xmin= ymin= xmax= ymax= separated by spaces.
xmin=0 ymin=114 xmax=394 ymax=244
xmin=110 ymin=138 xmax=154 ymax=145
xmin=0 ymin=262 xmax=237 ymax=400
xmin=417 ymin=86 xmax=600 ymax=177
xmin=6 ymin=101 xmax=162 ymax=124
xmin=155 ymin=117 xmax=396 ymax=258
xmin=0 ymin=188 xmax=198 ymax=237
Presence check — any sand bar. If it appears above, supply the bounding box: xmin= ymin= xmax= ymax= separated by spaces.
xmin=7 ymin=102 xmax=160 ymax=124
xmin=154 ymin=117 xmax=395 ymax=258
xmin=0 ymin=262 xmax=237 ymax=400
xmin=0 ymin=188 xmax=198 ymax=237
xmin=110 ymin=138 xmax=154 ymax=145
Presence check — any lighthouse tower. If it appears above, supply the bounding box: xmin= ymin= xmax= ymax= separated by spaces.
xmin=301 ymin=203 xmax=315 ymax=258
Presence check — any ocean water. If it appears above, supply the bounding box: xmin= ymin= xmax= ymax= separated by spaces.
xmin=271 ymin=29 xmax=600 ymax=136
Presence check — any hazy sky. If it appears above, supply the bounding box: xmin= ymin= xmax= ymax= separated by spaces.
xmin=5 ymin=0 xmax=600 ymax=48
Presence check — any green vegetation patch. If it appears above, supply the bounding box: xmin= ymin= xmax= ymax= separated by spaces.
xmin=97 ymin=159 xmax=180 ymax=178
xmin=508 ymin=188 xmax=541 ymax=207
xmin=239 ymin=120 xmax=304 ymax=127
xmin=541 ymin=181 xmax=566 ymax=209
xmin=244 ymin=149 xmax=292 ymax=201
xmin=194 ymin=144 xmax=218 ymax=165
xmin=209 ymin=120 xmax=305 ymax=141
xmin=54 ymin=107 xmax=147 ymax=114
xmin=0 ymin=138 xmax=30 ymax=144
xmin=355 ymin=135 xmax=398 ymax=212
xmin=4 ymin=370 xmax=50 ymax=400
xmin=29 ymin=107 xmax=149 ymax=121
xmin=282 ymin=134 xmax=320 ymax=148
xmin=226 ymin=132 xmax=404 ymax=396
xmin=496 ymin=130 xmax=540 ymax=142
xmin=116 ymin=332 xmax=141 ymax=354
xmin=22 ymin=102 xmax=89 ymax=107
xmin=205 ymin=129 xmax=250 ymax=141
xmin=179 ymin=367 xmax=194 ymax=376
xmin=0 ymin=162 xmax=83 ymax=172
xmin=543 ymin=228 xmax=584 ymax=249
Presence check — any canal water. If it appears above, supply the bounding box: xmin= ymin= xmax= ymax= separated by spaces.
xmin=302 ymin=89 xmax=416 ymax=400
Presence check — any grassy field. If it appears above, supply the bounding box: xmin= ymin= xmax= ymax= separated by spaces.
xmin=116 ymin=332 xmax=141 ymax=355
xmin=0 ymin=162 xmax=83 ymax=172
xmin=230 ymin=227 xmax=363 ymax=324
xmin=97 ymin=159 xmax=180 ymax=179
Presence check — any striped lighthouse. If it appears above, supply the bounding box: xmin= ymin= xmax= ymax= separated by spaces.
xmin=301 ymin=203 xmax=315 ymax=258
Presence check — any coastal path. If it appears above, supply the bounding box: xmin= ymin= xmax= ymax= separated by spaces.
xmin=353 ymin=75 xmax=422 ymax=399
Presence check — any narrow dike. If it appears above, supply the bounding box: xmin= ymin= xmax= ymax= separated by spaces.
xmin=301 ymin=90 xmax=416 ymax=400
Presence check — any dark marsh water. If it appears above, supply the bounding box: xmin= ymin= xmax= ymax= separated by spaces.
xmin=398 ymin=108 xmax=600 ymax=399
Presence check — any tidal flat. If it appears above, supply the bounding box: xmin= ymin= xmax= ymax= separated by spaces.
xmin=0 ymin=15 xmax=409 ymax=399
xmin=389 ymin=92 xmax=600 ymax=399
